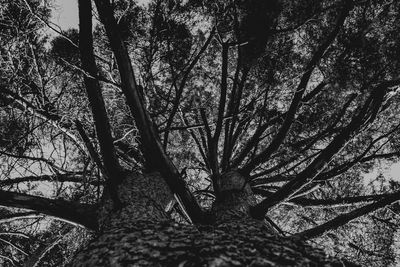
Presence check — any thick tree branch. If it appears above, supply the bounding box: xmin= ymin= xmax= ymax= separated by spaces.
xmin=248 ymin=93 xmax=357 ymax=182
xmin=241 ymin=3 xmax=352 ymax=175
xmin=292 ymin=190 xmax=400 ymax=240
xmin=254 ymin=189 xmax=394 ymax=207
xmin=78 ymin=0 xmax=122 ymax=185
xmin=222 ymin=44 xmax=244 ymax=171
xmin=301 ymin=81 xmax=328 ymax=103
xmin=75 ymin=120 xmax=107 ymax=177
xmin=232 ymin=83 xmax=331 ymax=170
xmin=250 ymin=80 xmax=395 ymax=219
xmin=0 ymin=190 xmax=97 ymax=229
xmin=223 ymin=69 xmax=249 ymax=171
xmin=214 ymin=44 xmax=229 ymax=140
xmin=0 ymin=173 xmax=101 ymax=187
xmin=314 ymin=123 xmax=400 ymax=182
xmin=179 ymin=112 xmax=209 ymax=168
xmin=207 ymin=44 xmax=229 ymax=183
xmin=162 ymin=27 xmax=215 ymax=146
xmin=93 ymin=0 xmax=205 ymax=223
xmin=290 ymin=193 xmax=394 ymax=207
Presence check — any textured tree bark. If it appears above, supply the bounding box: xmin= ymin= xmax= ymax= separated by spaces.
xmin=69 ymin=172 xmax=358 ymax=266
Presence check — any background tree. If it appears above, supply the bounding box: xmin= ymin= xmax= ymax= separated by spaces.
xmin=0 ymin=0 xmax=400 ymax=265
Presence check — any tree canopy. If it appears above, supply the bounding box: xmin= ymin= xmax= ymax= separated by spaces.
xmin=0 ymin=0 xmax=400 ymax=265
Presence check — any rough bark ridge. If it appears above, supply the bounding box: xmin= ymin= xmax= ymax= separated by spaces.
xmin=211 ymin=171 xmax=257 ymax=224
xmin=69 ymin=172 xmax=358 ymax=266
xmin=97 ymin=172 xmax=174 ymax=230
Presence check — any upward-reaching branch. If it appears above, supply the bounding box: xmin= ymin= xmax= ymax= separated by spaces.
xmin=207 ymin=44 xmax=229 ymax=185
xmin=292 ymin=190 xmax=400 ymax=240
xmin=163 ymin=27 xmax=215 ymax=147
xmin=221 ymin=44 xmax=244 ymax=171
xmin=240 ymin=2 xmax=353 ymax=175
xmin=93 ymin=0 xmax=205 ymax=223
xmin=78 ymin=0 xmax=122 ymax=183
xmin=250 ymin=80 xmax=397 ymax=219
xmin=94 ymin=0 xmax=160 ymax=166
xmin=75 ymin=120 xmax=107 ymax=177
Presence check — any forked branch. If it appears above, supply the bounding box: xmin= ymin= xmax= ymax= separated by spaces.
xmin=93 ymin=0 xmax=205 ymax=223
xmin=241 ymin=2 xmax=353 ymax=175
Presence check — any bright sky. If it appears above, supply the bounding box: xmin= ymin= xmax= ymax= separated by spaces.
xmin=51 ymin=0 xmax=79 ymax=30
xmin=50 ymin=0 xmax=150 ymax=30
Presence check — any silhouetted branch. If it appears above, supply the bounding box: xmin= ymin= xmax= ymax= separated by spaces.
xmin=251 ymin=79 xmax=398 ymax=219
xmin=0 ymin=173 xmax=101 ymax=187
xmin=0 ymin=190 xmax=97 ymax=229
xmin=78 ymin=0 xmax=122 ymax=186
xmin=163 ymin=27 xmax=215 ymax=146
xmin=75 ymin=120 xmax=107 ymax=177
xmin=94 ymin=0 xmax=205 ymax=223
xmin=292 ymin=190 xmax=400 ymax=240
xmin=241 ymin=3 xmax=353 ymax=175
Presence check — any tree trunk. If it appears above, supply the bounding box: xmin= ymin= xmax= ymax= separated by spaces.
xmin=68 ymin=172 xmax=358 ymax=266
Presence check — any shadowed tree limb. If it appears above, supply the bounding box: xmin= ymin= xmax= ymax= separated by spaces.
xmin=301 ymin=81 xmax=328 ymax=103
xmin=93 ymin=0 xmax=205 ymax=223
xmin=290 ymin=193 xmax=397 ymax=207
xmin=0 ymin=151 xmax=68 ymax=173
xmin=230 ymin=116 xmax=280 ymax=169
xmin=292 ymin=190 xmax=400 ymax=240
xmin=78 ymin=0 xmax=122 ymax=182
xmin=75 ymin=120 xmax=107 ymax=177
xmin=207 ymin=44 xmax=229 ymax=193
xmin=231 ymin=82 xmax=330 ymax=170
xmin=312 ymin=122 xmax=400 ymax=182
xmin=162 ymin=27 xmax=215 ymax=147
xmin=0 ymin=190 xmax=97 ymax=229
xmin=0 ymin=173 xmax=101 ymax=187
xmin=253 ymin=188 xmax=396 ymax=207
xmin=252 ymin=119 xmax=398 ymax=186
xmin=221 ymin=42 xmax=244 ymax=171
xmin=240 ymin=2 xmax=353 ymax=175
xmin=79 ymin=0 xmax=124 ymax=210
xmin=250 ymin=79 xmax=398 ymax=219
xmin=179 ymin=112 xmax=209 ymax=169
